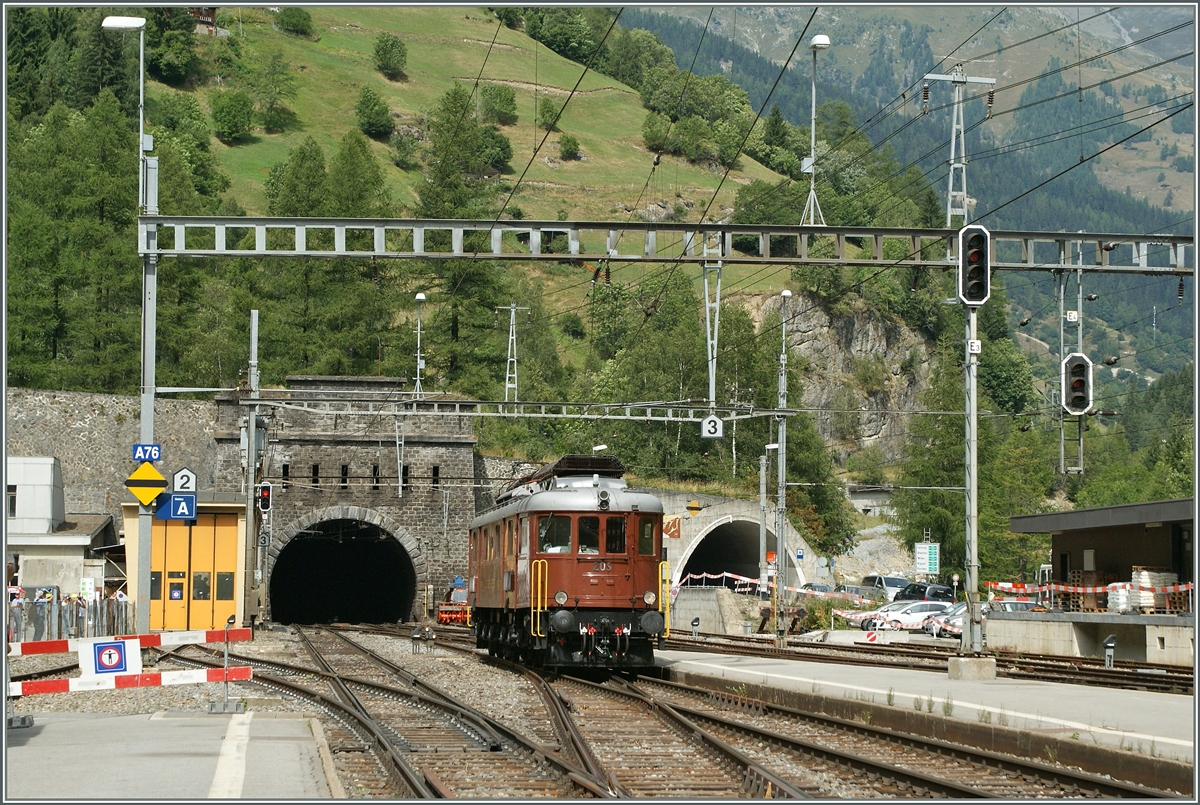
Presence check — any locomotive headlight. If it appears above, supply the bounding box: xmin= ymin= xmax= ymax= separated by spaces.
xmin=642 ymin=590 xmax=657 ymax=605
xmin=554 ymin=590 xmax=569 ymax=606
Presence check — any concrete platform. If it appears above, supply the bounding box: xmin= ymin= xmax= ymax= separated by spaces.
xmin=4 ymin=710 xmax=333 ymax=799
xmin=655 ymin=648 xmax=1196 ymax=766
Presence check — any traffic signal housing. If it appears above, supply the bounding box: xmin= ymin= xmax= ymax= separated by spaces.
xmin=257 ymin=482 xmax=272 ymax=512
xmin=1061 ymin=353 xmax=1093 ymax=416
xmin=957 ymin=225 xmax=991 ymax=306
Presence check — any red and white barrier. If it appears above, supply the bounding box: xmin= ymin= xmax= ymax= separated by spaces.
xmin=9 ymin=666 xmax=252 ymax=697
xmin=8 ymin=628 xmax=253 ymax=657
xmin=985 ymin=580 xmax=1193 ymax=595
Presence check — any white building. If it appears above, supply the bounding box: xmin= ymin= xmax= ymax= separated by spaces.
xmin=6 ymin=456 xmax=117 ymax=594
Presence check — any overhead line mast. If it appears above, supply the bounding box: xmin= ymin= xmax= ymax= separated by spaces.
xmin=923 ymin=64 xmax=996 ymax=228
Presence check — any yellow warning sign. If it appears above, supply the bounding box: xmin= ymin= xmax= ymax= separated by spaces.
xmin=125 ymin=461 xmax=167 ymax=506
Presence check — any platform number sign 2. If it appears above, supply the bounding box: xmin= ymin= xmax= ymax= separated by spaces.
xmin=172 ymin=467 xmax=196 ymax=493
xmin=701 ymin=415 xmax=724 ymax=439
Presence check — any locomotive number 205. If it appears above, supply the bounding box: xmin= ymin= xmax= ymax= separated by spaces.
xmin=591 ymin=561 xmax=612 ymax=572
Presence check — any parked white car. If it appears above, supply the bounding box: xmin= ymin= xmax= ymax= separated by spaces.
xmin=864 ymin=600 xmax=951 ymax=631
xmin=852 ymin=600 xmax=920 ymax=630
xmin=922 ymin=602 xmax=966 ymax=637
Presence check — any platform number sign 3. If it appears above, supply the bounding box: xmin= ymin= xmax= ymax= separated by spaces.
xmin=701 ymin=415 xmax=724 ymax=439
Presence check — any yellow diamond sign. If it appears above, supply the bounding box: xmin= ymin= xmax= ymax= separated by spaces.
xmin=125 ymin=461 xmax=168 ymax=506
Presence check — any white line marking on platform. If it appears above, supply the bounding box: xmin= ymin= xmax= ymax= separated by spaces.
xmin=208 ymin=712 xmax=253 ymax=798
xmin=674 ymin=659 xmax=1194 ymax=749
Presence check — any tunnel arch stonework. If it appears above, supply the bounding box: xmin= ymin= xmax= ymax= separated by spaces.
xmin=650 ymin=492 xmax=812 ymax=589
xmin=268 ymin=506 xmax=426 ymax=584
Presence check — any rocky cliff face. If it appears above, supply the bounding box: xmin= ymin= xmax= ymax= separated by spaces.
xmin=731 ymin=291 xmax=933 ymax=464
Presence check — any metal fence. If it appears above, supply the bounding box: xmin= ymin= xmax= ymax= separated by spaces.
xmin=8 ymin=595 xmax=134 ymax=643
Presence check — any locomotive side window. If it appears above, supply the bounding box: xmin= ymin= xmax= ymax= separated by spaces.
xmin=578 ymin=517 xmax=600 ymax=554
xmin=519 ymin=518 xmax=529 ymax=556
xmin=606 ymin=517 xmax=626 ymax=553
xmin=538 ymin=515 xmax=572 ymax=553
xmin=638 ymin=516 xmax=656 ymax=555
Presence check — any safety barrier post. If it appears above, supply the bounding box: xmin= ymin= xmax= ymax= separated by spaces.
xmin=658 ymin=562 xmax=671 ymax=638
xmin=531 ymin=560 xmax=547 ymax=637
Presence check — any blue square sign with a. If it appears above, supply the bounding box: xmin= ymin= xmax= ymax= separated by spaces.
xmin=155 ymin=493 xmax=197 ymax=520
xmin=94 ymin=641 xmax=128 ymax=673
xmin=80 ymin=638 xmax=141 ymax=676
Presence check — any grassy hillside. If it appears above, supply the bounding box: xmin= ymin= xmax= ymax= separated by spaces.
xmin=175 ymin=6 xmax=782 ymax=220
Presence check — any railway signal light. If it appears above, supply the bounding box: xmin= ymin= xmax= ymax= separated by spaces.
xmin=257 ymin=482 xmax=272 ymax=512
xmin=957 ymin=225 xmax=991 ymax=306
xmin=1061 ymin=353 xmax=1093 ymax=416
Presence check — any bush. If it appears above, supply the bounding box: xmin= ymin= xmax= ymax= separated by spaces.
xmin=480 ymin=84 xmax=517 ymax=124
xmin=562 ymin=312 xmax=586 ymax=339
xmin=481 ymin=127 xmax=513 ymax=170
xmin=536 ymin=96 xmax=559 ymax=131
xmin=356 ymin=86 xmax=394 ymax=139
xmin=388 ymin=130 xmax=418 ymax=169
xmin=559 ymin=134 xmax=580 ymax=160
xmin=210 ymin=90 xmax=254 ymax=142
xmin=642 ymin=111 xmax=670 ymax=152
xmin=374 ymin=33 xmax=407 ymax=80
xmin=276 ymin=8 xmax=314 ymax=37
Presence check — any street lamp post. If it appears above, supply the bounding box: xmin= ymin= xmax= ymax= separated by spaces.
xmin=776 ymin=289 xmax=791 ymax=617
xmin=102 ymin=15 xmax=155 ymax=635
xmin=414 ymin=293 xmax=426 ymax=395
xmin=801 ymin=34 xmax=830 ymax=227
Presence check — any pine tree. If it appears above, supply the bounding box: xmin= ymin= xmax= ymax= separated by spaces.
xmin=355 ymin=85 xmax=394 ymax=139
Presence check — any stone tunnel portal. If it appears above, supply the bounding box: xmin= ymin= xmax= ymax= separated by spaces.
xmin=679 ymin=519 xmax=777 ymax=587
xmin=269 ymin=519 xmax=417 ymax=624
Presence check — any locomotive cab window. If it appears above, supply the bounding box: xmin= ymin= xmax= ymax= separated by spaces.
xmin=538 ymin=515 xmax=572 ymax=553
xmin=578 ymin=516 xmax=600 ymax=554
xmin=638 ymin=516 xmax=656 ymax=555
xmin=605 ymin=517 xmax=626 ymax=553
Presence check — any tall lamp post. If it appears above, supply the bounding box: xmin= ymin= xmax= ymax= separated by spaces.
xmin=413 ymin=293 xmax=426 ymax=395
xmin=774 ymin=288 xmax=791 ymax=647
xmin=103 ymin=15 xmax=155 ymax=635
xmin=801 ymin=34 xmax=830 ymax=227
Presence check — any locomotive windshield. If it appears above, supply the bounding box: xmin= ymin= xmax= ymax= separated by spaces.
xmin=606 ymin=518 xmax=626 ymax=553
xmin=538 ymin=515 xmax=572 ymax=552
xmin=638 ymin=516 xmax=655 ymax=555
xmin=578 ymin=517 xmax=600 ymax=553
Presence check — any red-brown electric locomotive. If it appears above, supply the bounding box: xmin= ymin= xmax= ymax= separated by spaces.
xmin=467 ymin=454 xmax=669 ymax=669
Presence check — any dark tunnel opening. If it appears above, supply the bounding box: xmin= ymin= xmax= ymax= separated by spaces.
xmin=679 ymin=521 xmax=777 ymax=588
xmin=269 ymin=519 xmax=416 ymax=624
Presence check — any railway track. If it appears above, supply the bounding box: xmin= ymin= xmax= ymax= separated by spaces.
xmin=170 ymin=628 xmax=613 ymax=798
xmin=619 ymin=675 xmax=1180 ymax=798
xmin=425 ymin=627 xmax=1185 ymax=798
xmin=549 ymin=675 xmax=805 ymax=798
xmin=664 ymin=632 xmax=1194 ymax=694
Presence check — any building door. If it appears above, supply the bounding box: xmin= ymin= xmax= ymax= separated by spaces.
xmin=150 ymin=514 xmax=239 ymax=631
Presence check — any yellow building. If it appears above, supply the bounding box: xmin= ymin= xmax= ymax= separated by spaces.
xmin=121 ymin=493 xmax=249 ymax=630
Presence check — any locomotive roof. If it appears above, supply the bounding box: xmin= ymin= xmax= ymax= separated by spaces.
xmin=473 ymin=470 xmax=663 ymax=528
xmin=498 ymin=454 xmax=626 ymax=496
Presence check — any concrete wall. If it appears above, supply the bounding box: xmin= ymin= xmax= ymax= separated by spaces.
xmin=986 ymin=612 xmax=1194 ymax=666
xmin=19 ymin=546 xmax=87 ymax=593
xmin=670 ymin=588 xmax=731 ymax=634
xmin=6 ymin=456 xmax=64 ymax=531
